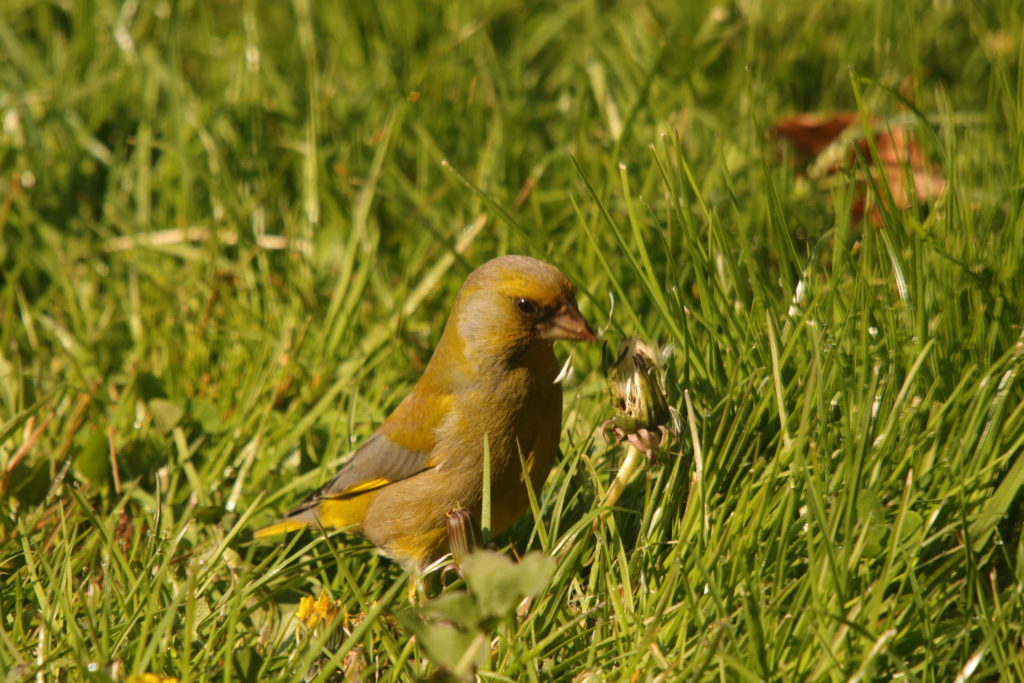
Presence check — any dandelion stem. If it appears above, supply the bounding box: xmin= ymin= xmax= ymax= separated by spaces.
xmin=594 ymin=442 xmax=644 ymax=530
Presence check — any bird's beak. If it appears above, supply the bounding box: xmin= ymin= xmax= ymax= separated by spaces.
xmin=541 ymin=304 xmax=598 ymax=342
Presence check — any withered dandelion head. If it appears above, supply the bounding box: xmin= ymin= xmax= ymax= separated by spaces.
xmin=603 ymin=337 xmax=679 ymax=458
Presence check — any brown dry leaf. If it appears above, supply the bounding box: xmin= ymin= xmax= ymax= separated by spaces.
xmin=773 ymin=111 xmax=945 ymax=222
xmin=772 ymin=112 xmax=859 ymax=158
xmin=857 ymin=127 xmax=946 ymax=211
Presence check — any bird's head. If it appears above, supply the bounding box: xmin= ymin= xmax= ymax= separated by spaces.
xmin=445 ymin=255 xmax=596 ymax=369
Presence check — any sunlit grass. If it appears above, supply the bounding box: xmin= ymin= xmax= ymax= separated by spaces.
xmin=1 ymin=0 xmax=1023 ymax=679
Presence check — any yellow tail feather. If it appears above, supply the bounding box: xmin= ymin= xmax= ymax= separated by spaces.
xmin=254 ymin=488 xmax=379 ymax=540
xmin=253 ymin=518 xmax=311 ymax=539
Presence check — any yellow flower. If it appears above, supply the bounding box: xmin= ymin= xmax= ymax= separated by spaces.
xmin=126 ymin=675 xmax=179 ymax=683
xmin=295 ymin=590 xmax=342 ymax=632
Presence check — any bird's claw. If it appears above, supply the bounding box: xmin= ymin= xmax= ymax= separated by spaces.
xmin=603 ymin=420 xmax=670 ymax=464
xmin=602 ymin=419 xmax=627 ymax=444
xmin=627 ymin=427 xmax=666 ymax=464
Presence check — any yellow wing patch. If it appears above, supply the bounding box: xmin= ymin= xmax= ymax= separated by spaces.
xmin=338 ymin=477 xmax=391 ymax=496
xmin=316 ymin=494 xmax=375 ymax=530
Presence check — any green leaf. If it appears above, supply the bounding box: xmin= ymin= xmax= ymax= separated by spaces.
xmin=148 ymin=398 xmax=184 ymax=434
xmin=398 ymin=612 xmax=483 ymax=675
xmin=420 ymin=591 xmax=481 ymax=629
xmin=187 ymin=398 xmax=225 ymax=434
xmin=461 ymin=550 xmax=555 ymax=620
xmin=855 ymin=492 xmax=887 ymax=558
xmin=899 ymin=509 xmax=924 ymax=544
xmin=73 ymin=425 xmax=110 ymax=485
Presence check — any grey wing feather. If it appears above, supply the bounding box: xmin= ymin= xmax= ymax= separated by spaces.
xmin=286 ymin=433 xmax=433 ymax=516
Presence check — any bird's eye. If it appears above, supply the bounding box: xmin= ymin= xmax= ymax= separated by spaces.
xmin=515 ymin=297 xmax=539 ymax=316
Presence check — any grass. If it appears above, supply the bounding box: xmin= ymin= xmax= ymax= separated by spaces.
xmin=1 ymin=0 xmax=1023 ymax=679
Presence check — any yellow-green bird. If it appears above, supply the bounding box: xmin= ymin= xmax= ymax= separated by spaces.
xmin=254 ymin=255 xmax=596 ymax=569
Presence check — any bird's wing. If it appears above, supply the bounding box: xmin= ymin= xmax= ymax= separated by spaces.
xmin=253 ymin=433 xmax=435 ymax=538
xmin=253 ymin=389 xmax=452 ymax=538
xmin=307 ymin=432 xmax=434 ymax=501
xmin=303 ymin=381 xmax=455 ymax=504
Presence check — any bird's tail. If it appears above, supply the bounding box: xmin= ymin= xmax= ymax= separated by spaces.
xmin=252 ymin=508 xmax=317 ymax=539
xmin=253 ymin=494 xmax=372 ymax=539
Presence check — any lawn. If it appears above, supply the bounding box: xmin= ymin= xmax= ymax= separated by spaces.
xmin=1 ymin=0 xmax=1023 ymax=680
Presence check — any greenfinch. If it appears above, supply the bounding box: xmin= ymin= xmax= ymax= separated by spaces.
xmin=255 ymin=255 xmax=596 ymax=569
